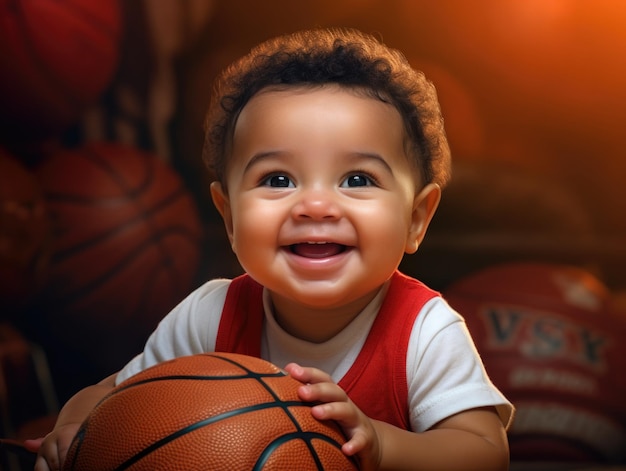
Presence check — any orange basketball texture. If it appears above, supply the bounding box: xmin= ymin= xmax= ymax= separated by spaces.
xmin=63 ymin=353 xmax=359 ymax=471
xmin=0 ymin=0 xmax=121 ymax=141
xmin=444 ymin=262 xmax=626 ymax=463
xmin=33 ymin=142 xmax=204 ymax=372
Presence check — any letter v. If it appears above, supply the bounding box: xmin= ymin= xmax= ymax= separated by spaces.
xmin=484 ymin=307 xmax=523 ymax=344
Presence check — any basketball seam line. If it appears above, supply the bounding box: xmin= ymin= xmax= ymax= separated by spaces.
xmin=111 ymin=401 xmax=319 ymax=470
xmin=253 ymin=432 xmax=349 ymax=471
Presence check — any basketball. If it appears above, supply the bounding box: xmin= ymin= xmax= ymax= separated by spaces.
xmin=0 ymin=147 xmax=51 ymax=317
xmin=33 ymin=142 xmax=204 ymax=373
xmin=63 ymin=353 xmax=358 ymax=471
xmin=444 ymin=262 xmax=626 ymax=463
xmin=0 ymin=0 xmax=121 ymax=141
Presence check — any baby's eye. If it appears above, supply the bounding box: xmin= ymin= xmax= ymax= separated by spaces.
xmin=262 ymin=174 xmax=294 ymax=188
xmin=341 ymin=173 xmax=375 ymax=188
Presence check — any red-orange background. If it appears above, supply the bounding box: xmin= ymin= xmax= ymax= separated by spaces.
xmin=169 ymin=0 xmax=626 ymax=288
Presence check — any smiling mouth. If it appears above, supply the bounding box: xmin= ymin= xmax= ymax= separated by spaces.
xmin=289 ymin=242 xmax=348 ymax=259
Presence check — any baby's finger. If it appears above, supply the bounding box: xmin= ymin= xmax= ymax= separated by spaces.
xmin=299 ymin=381 xmax=349 ymax=404
xmin=34 ymin=433 xmax=65 ymax=471
xmin=284 ymin=363 xmax=332 ymax=384
xmin=34 ymin=450 xmax=57 ymax=471
xmin=310 ymin=398 xmax=356 ymax=422
xmin=341 ymin=428 xmax=369 ymax=457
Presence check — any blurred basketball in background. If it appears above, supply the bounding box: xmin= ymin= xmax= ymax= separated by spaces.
xmin=444 ymin=262 xmax=626 ymax=464
xmin=33 ymin=142 xmax=204 ymax=374
xmin=0 ymin=0 xmax=122 ymax=143
xmin=0 ymin=147 xmax=51 ymax=317
xmin=400 ymin=161 xmax=596 ymax=291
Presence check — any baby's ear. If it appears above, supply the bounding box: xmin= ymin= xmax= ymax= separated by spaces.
xmin=405 ymin=183 xmax=441 ymax=254
xmin=210 ymin=182 xmax=234 ymax=246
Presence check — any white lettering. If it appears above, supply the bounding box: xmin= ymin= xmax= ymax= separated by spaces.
xmin=509 ymin=367 xmax=597 ymax=395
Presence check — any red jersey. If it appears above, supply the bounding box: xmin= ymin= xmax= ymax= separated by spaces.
xmin=215 ymin=270 xmax=439 ymax=430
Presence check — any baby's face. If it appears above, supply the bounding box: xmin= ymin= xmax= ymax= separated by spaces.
xmin=212 ymin=85 xmax=438 ymax=322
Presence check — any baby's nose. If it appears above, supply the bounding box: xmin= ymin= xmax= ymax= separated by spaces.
xmin=291 ymin=187 xmax=341 ymax=220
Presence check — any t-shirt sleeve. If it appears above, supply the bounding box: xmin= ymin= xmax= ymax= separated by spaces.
xmin=407 ymin=297 xmax=514 ymax=432
xmin=115 ymin=278 xmax=231 ymax=385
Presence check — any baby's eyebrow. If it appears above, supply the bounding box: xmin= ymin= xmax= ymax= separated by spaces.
xmin=348 ymin=152 xmax=394 ymax=175
xmin=242 ymin=150 xmax=394 ymax=175
xmin=243 ymin=151 xmax=288 ymax=173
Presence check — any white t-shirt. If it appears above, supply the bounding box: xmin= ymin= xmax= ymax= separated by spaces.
xmin=117 ymin=278 xmax=514 ymax=432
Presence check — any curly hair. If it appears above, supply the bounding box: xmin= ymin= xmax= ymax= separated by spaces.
xmin=203 ymin=27 xmax=451 ymax=188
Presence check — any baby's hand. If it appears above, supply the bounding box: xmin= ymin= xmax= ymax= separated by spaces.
xmin=32 ymin=423 xmax=80 ymax=471
xmin=284 ymin=363 xmax=382 ymax=471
